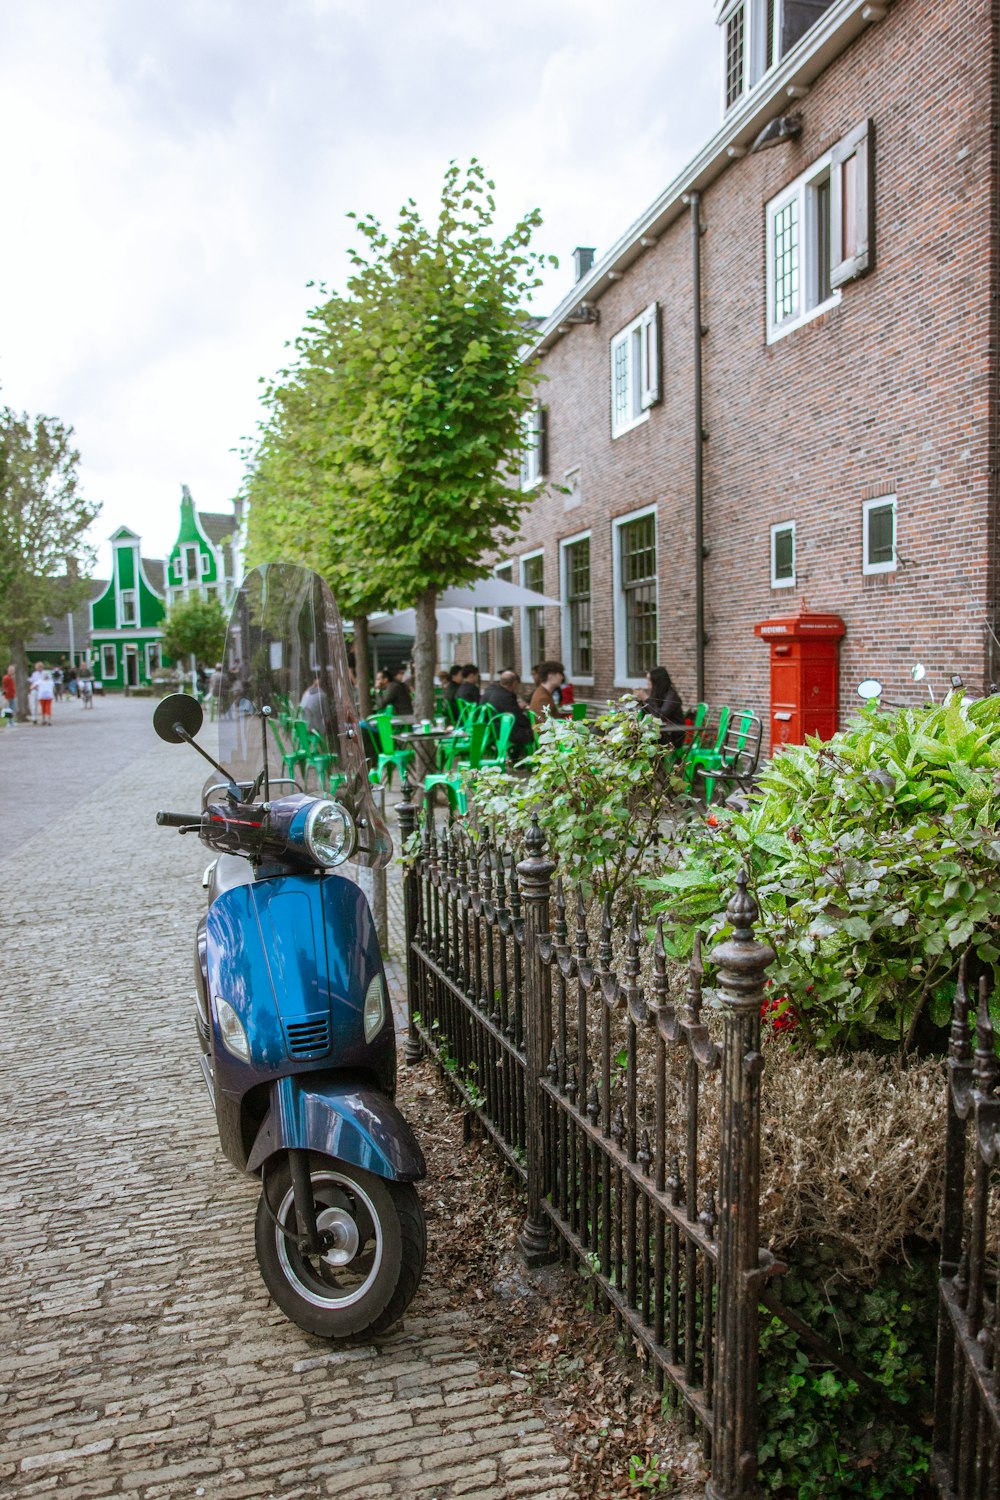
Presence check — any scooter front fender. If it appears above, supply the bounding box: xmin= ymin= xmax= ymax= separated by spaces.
xmin=247 ymin=1074 xmax=426 ymax=1182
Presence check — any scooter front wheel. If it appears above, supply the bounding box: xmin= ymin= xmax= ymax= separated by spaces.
xmin=255 ymin=1154 xmax=425 ymax=1339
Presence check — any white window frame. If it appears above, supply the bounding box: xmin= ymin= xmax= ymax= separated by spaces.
xmin=183 ymin=543 xmax=199 ymax=584
xmin=610 ymin=304 xmax=659 ymax=439
xmin=101 ymin=644 xmax=117 ymax=679
xmin=489 ymin=561 xmax=515 ymax=679
xmin=862 ymin=495 xmax=896 ymax=576
xmin=719 ymin=0 xmax=780 ymax=113
xmin=519 ymin=550 xmax=547 ymax=677
xmin=770 ymin=521 xmax=796 ymax=589
xmin=766 ymin=150 xmax=841 ymax=344
xmin=560 ymin=530 xmax=594 ymax=686
xmin=119 ymin=589 xmax=137 ymax=627
xmin=612 ymin=503 xmax=658 ymax=689
xmin=145 ymin=643 xmax=161 ymax=678
xmin=519 ymin=407 xmax=544 ymax=490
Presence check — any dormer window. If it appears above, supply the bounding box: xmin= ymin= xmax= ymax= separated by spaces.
xmin=718 ymin=1 xmax=835 ymax=112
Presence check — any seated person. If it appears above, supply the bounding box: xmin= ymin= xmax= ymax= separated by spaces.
xmin=482 ymin=670 xmax=534 ymax=758
xmin=634 ymin=666 xmax=685 ymax=750
xmin=375 ymin=664 xmax=413 ymax=717
xmin=455 ymin=664 xmax=481 ymax=705
xmin=440 ymin=663 xmax=464 ymax=720
xmin=528 ymin=661 xmax=567 ymax=720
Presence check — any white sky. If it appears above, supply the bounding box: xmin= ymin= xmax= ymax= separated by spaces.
xmin=0 ymin=0 xmax=721 ymax=580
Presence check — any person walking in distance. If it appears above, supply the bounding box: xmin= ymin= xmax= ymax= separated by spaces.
xmin=28 ymin=661 xmax=45 ymax=723
xmin=77 ymin=657 xmax=94 ymax=708
xmin=2 ymin=664 xmax=15 ymax=727
xmin=36 ymin=669 xmax=55 ymax=725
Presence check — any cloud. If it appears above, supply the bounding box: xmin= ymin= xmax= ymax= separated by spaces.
xmin=0 ymin=0 xmax=719 ymax=572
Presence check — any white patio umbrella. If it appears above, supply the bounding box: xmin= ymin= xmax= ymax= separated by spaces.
xmin=367 ymin=606 xmax=509 ymax=635
xmin=438 ymin=579 xmax=561 ymax=608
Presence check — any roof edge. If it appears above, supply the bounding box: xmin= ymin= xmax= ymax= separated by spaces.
xmin=526 ymin=0 xmax=893 ymax=360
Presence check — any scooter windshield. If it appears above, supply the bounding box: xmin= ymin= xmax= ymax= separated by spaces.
xmin=214 ymin=563 xmax=392 ymax=869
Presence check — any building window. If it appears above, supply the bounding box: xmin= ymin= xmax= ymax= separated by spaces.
xmin=172 ymin=557 xmax=182 ymax=581
xmin=770 ymin=521 xmax=796 ymax=588
xmin=863 ymin=495 xmax=896 ymax=575
xmin=561 ymin=533 xmax=593 ymax=681
xmin=721 ymin=0 xmax=785 ymax=111
xmin=519 ymin=406 xmax=546 ymax=490
xmin=184 ymin=544 xmax=199 ymax=583
xmin=101 ymin=644 xmax=117 ymax=679
xmin=610 ymin=304 xmax=660 ymax=438
xmin=613 ymin=508 xmax=658 ymax=685
xmin=146 ymin=643 xmax=161 ymax=677
xmin=120 ymin=590 xmax=137 ymax=625
xmin=766 ymin=122 xmax=873 ymax=343
xmin=490 ymin=563 xmax=515 ymax=676
xmin=520 ymin=552 xmax=546 ymax=672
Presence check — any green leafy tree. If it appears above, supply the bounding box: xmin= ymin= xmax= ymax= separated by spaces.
xmin=0 ymin=408 xmax=98 ymax=719
xmin=243 ymin=159 xmax=552 ymax=719
xmin=161 ymin=593 xmax=227 ymax=669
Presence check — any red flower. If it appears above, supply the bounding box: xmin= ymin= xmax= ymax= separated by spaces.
xmin=706 ymin=813 xmax=719 ymax=827
xmin=760 ymin=995 xmax=798 ymax=1033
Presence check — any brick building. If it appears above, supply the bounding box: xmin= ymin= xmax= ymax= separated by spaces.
xmin=491 ymin=0 xmax=999 ymax=732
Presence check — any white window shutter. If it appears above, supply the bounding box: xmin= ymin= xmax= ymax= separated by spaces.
xmin=830 ymin=119 xmax=874 ymax=288
xmin=639 ymin=303 xmax=661 ymax=409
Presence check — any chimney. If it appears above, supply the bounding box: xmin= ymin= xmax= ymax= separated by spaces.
xmin=573 ymin=247 xmax=596 ymax=281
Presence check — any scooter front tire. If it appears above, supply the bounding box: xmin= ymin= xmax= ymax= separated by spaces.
xmin=254 ymin=1154 xmax=425 ymax=1339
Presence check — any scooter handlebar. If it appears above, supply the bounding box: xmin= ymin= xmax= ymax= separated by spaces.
xmin=156 ymin=810 xmax=203 ymax=829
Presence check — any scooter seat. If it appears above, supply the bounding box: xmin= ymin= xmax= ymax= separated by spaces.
xmin=208 ymin=853 xmax=255 ymax=903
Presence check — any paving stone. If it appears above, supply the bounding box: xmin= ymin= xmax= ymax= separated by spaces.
xmin=0 ymin=705 xmax=576 ymax=1497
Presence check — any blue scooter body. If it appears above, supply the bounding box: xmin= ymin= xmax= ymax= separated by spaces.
xmin=201 ymin=869 xmax=425 ymax=1183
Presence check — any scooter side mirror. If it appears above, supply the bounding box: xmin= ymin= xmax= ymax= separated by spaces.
xmin=154 ymin=692 xmax=205 ymax=744
xmin=857 ymin=679 xmax=883 ymax=701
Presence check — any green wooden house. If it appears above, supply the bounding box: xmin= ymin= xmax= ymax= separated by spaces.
xmin=89 ymin=528 xmax=168 ymax=689
xmin=164 ymin=485 xmax=241 ymax=611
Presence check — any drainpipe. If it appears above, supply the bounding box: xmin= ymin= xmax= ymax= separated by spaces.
xmin=688 ymin=191 xmax=707 ymax=702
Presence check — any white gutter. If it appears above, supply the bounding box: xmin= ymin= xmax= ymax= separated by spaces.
xmin=527 ymin=0 xmax=894 ymax=358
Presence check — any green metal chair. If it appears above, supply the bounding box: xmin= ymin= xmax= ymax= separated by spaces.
xmin=368 ymin=711 xmax=415 ymax=789
xmin=570 ymin=702 xmax=588 ymax=722
xmin=685 ymin=707 xmax=732 ymax=789
xmin=670 ymin=701 xmax=708 ymax=768
xmin=439 ymin=702 xmax=498 ymax=771
xmin=477 ymin=712 xmax=515 ymax=769
xmin=424 ymin=722 xmax=490 ymax=814
xmin=698 ymin=711 xmax=763 ymax=802
xmin=280 ymin=717 xmax=312 ymax=783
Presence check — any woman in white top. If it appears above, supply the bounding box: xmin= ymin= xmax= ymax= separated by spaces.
xmin=36 ymin=670 xmax=54 ymax=724
xmin=28 ymin=662 xmax=45 ymax=723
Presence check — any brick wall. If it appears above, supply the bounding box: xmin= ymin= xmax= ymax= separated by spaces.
xmin=490 ymin=0 xmax=998 ymax=725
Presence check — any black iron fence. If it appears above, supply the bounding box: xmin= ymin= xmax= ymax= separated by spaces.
xmin=398 ymin=790 xmax=1000 ymax=1499
xmin=933 ymin=962 xmax=1000 ymax=1496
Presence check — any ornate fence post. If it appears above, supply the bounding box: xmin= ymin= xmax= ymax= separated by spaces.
xmin=396 ymin=778 xmax=422 ymax=1066
xmin=517 ymin=815 xmax=557 ymax=1265
xmin=707 ymin=871 xmax=775 ymax=1500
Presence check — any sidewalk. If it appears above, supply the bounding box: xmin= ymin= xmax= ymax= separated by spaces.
xmin=0 ymin=713 xmax=575 ymax=1499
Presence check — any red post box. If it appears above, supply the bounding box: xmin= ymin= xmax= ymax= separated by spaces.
xmin=754 ymin=606 xmax=846 ymax=755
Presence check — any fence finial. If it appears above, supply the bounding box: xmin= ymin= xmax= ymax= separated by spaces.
xmin=525 ymin=812 xmax=545 ymax=858
xmin=726 ymin=867 xmax=758 ymax=942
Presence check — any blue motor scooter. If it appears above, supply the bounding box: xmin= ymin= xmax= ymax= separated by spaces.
xmin=153 ymin=563 xmax=425 ymax=1338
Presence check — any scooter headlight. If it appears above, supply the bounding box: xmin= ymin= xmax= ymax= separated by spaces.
xmin=364 ymin=973 xmax=387 ymax=1043
xmin=215 ymin=995 xmax=250 ymax=1061
xmin=304 ymin=800 xmax=356 ymax=867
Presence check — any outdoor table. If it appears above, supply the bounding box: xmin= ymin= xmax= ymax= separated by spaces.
xmin=395 ymin=725 xmax=462 ymax=744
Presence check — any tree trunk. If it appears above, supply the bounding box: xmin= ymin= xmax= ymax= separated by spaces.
xmin=353 ymin=614 xmax=373 ymax=717
xmin=12 ymin=639 xmax=28 ymax=723
xmin=412 ymin=586 xmax=438 ymax=781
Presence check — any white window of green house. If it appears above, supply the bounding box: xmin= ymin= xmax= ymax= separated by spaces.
xmin=610 ymin=304 xmax=660 ymax=439
xmin=770 ymin=521 xmax=796 ymax=589
xmin=146 ymin=643 xmax=161 ymax=677
xmin=862 ymin=495 xmax=896 ymax=575
xmin=490 ymin=563 xmax=515 ymax=677
xmin=101 ymin=644 xmax=117 ymax=679
xmin=613 ymin=507 xmax=658 ymax=687
xmin=120 ymin=589 xmax=137 ymax=625
xmin=766 ymin=121 xmax=873 ymax=343
xmin=520 ymin=551 xmax=546 ymax=674
xmin=184 ymin=544 xmax=199 ymax=583
xmin=560 ymin=532 xmax=593 ymax=684
xmin=520 ymin=406 xmax=546 ymax=490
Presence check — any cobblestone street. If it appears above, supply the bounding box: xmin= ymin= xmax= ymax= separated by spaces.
xmin=0 ymin=701 xmax=574 ymax=1499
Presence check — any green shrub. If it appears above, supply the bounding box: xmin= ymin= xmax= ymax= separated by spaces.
xmin=465 ymin=703 xmax=683 ymax=900
xmin=649 ymin=693 xmax=1000 ymax=1052
xmin=758 ymin=1253 xmax=936 ymax=1498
